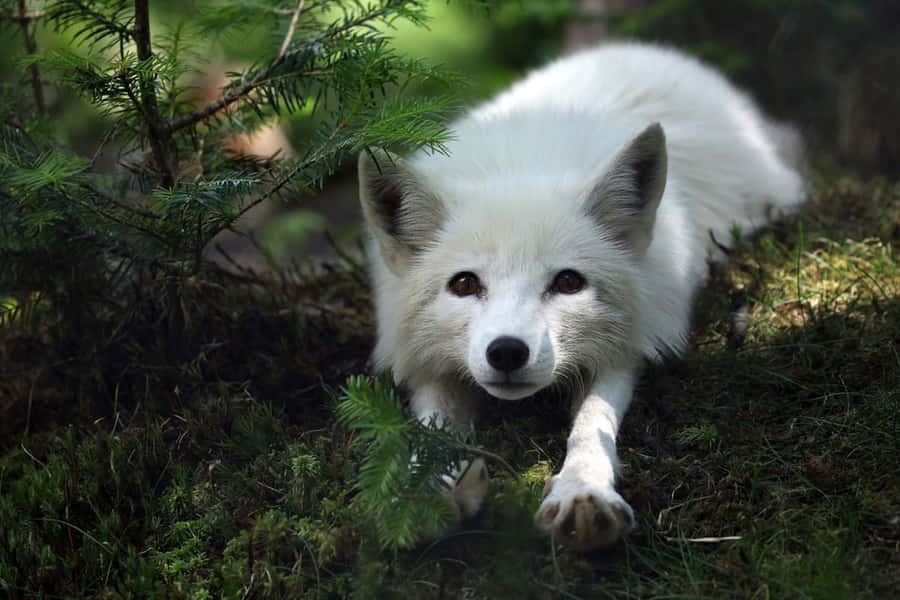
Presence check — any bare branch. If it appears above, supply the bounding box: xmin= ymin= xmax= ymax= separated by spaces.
xmin=132 ymin=0 xmax=175 ymax=187
xmin=664 ymin=536 xmax=743 ymax=543
xmin=16 ymin=0 xmax=45 ymax=115
xmin=3 ymin=9 xmax=45 ymax=21
xmin=278 ymin=0 xmax=306 ymax=59
xmin=166 ymin=81 xmax=256 ymax=134
xmin=87 ymin=123 xmax=120 ymax=170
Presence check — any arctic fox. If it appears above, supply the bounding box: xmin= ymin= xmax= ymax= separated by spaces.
xmin=358 ymin=42 xmax=804 ymax=551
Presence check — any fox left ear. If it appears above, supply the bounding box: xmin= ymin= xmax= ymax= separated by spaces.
xmin=585 ymin=122 xmax=667 ymax=253
xmin=358 ymin=148 xmax=444 ymax=273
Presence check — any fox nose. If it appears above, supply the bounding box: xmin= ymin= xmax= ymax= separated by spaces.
xmin=486 ymin=336 xmax=530 ymax=372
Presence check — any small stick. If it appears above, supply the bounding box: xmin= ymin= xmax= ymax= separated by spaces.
xmin=16 ymin=0 xmax=45 ymax=114
xmin=278 ymin=0 xmax=306 ymax=60
xmin=665 ymin=535 xmax=742 ymax=543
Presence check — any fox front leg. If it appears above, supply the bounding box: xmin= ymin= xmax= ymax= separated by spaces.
xmin=408 ymin=380 xmax=490 ymax=521
xmin=535 ymin=369 xmax=637 ymax=550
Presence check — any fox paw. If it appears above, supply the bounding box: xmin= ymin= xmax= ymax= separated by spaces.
xmin=444 ymin=458 xmax=490 ymax=521
xmin=535 ymin=471 xmax=634 ymax=551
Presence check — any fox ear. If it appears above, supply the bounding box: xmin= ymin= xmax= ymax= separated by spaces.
xmin=358 ymin=148 xmax=444 ymax=272
xmin=585 ymin=123 xmax=667 ymax=253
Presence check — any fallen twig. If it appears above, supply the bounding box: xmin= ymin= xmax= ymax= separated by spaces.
xmin=665 ymin=535 xmax=742 ymax=543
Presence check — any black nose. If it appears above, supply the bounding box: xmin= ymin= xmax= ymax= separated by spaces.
xmin=486 ymin=336 xmax=530 ymax=373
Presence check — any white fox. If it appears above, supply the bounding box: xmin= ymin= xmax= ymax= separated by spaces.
xmin=357 ymin=42 xmax=804 ymax=550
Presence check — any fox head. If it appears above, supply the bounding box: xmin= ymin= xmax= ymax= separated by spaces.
xmin=359 ymin=123 xmax=667 ymax=400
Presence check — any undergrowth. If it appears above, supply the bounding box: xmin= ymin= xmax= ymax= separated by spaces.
xmin=2 ymin=175 xmax=898 ymax=598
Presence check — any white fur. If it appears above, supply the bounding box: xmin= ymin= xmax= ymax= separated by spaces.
xmin=359 ymin=42 xmax=804 ymax=550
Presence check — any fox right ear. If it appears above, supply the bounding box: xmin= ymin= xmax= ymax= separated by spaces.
xmin=585 ymin=123 xmax=667 ymax=254
xmin=358 ymin=149 xmax=444 ymax=273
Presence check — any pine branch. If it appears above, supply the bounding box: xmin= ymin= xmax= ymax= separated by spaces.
xmin=336 ymin=375 xmax=496 ymax=549
xmin=167 ymin=1 xmax=414 ymax=135
xmin=47 ymin=0 xmax=133 ymax=48
xmin=61 ymin=187 xmax=171 ymax=247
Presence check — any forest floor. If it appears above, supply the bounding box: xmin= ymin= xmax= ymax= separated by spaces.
xmin=1 ymin=172 xmax=898 ymax=599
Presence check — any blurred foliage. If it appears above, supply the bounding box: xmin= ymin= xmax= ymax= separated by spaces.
xmin=611 ymin=0 xmax=900 ymax=169
xmin=2 ymin=0 xmax=896 ymax=171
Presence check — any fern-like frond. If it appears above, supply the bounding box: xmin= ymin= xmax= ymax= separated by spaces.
xmin=336 ymin=376 xmax=479 ymax=550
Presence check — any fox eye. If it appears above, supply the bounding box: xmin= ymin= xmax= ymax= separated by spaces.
xmin=448 ymin=271 xmax=481 ymax=297
xmin=550 ymin=270 xmax=586 ymax=294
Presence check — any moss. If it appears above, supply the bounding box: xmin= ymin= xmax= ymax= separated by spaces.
xmin=2 ymin=174 xmax=899 ymax=598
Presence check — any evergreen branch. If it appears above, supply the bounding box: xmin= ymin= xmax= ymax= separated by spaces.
xmin=337 ymin=375 xmax=499 ymax=549
xmin=47 ymin=0 xmax=133 ymax=47
xmin=78 ymin=181 xmax=156 ymax=220
xmin=57 ymin=186 xmax=171 ymax=247
xmin=352 ymin=94 xmax=459 ymax=155
xmin=118 ymin=69 xmax=146 ymax=120
xmin=167 ymin=1 xmax=418 ymax=135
